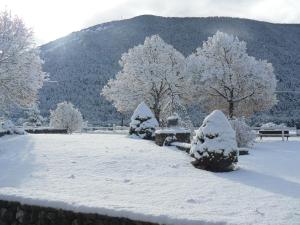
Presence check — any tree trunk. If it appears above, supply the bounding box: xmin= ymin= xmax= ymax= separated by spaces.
xmin=228 ymin=101 xmax=234 ymax=119
xmin=152 ymin=95 xmax=161 ymax=124
xmin=153 ymin=108 xmax=160 ymax=124
xmin=120 ymin=116 xmax=124 ymax=127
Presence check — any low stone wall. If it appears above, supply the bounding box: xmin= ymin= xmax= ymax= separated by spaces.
xmin=0 ymin=200 xmax=158 ymax=225
xmin=25 ymin=128 xmax=68 ymax=134
xmin=155 ymin=132 xmax=191 ymax=146
xmin=0 ymin=131 xmax=10 ymax=137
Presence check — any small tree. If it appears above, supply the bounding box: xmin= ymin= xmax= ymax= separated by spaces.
xmin=186 ymin=31 xmax=277 ymax=118
xmin=23 ymin=104 xmax=45 ymax=127
xmin=50 ymin=102 xmax=83 ymax=133
xmin=102 ymin=35 xmax=191 ymax=123
xmin=129 ymin=102 xmax=159 ymax=139
xmin=190 ymin=110 xmax=238 ymax=172
xmin=230 ymin=118 xmax=256 ymax=148
xmin=0 ymin=10 xmax=45 ymax=114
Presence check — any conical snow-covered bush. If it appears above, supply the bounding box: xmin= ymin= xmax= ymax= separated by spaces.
xmin=129 ymin=102 xmax=159 ymax=139
xmin=190 ymin=110 xmax=238 ymax=172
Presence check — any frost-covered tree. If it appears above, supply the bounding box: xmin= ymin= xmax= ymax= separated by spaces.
xmin=129 ymin=102 xmax=159 ymax=139
xmin=23 ymin=104 xmax=45 ymax=127
xmin=186 ymin=31 xmax=277 ymax=118
xmin=230 ymin=118 xmax=256 ymax=148
xmin=50 ymin=102 xmax=83 ymax=133
xmin=190 ymin=110 xmax=238 ymax=172
xmin=0 ymin=10 xmax=45 ymax=113
xmin=101 ymin=35 xmax=190 ymax=123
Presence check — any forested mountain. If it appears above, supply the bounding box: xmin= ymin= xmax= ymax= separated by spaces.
xmin=39 ymin=15 xmax=300 ymax=126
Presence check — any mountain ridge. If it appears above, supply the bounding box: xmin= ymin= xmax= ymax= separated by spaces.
xmin=38 ymin=15 xmax=300 ymax=126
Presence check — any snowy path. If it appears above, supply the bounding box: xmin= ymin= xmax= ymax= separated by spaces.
xmin=0 ymin=134 xmax=299 ymax=225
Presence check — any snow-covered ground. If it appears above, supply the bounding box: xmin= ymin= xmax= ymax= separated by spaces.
xmin=0 ymin=134 xmax=299 ymax=225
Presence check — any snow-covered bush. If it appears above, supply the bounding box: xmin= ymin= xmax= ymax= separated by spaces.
xmin=230 ymin=118 xmax=256 ymax=148
xmin=50 ymin=102 xmax=83 ymax=133
xmin=190 ymin=110 xmax=238 ymax=172
xmin=1 ymin=120 xmax=25 ymax=135
xmin=129 ymin=102 xmax=159 ymax=139
xmin=23 ymin=104 xmax=45 ymax=127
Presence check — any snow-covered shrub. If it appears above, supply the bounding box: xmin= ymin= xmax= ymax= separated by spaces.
xmin=50 ymin=102 xmax=83 ymax=133
xmin=230 ymin=118 xmax=256 ymax=148
xmin=190 ymin=110 xmax=238 ymax=172
xmin=23 ymin=104 xmax=45 ymax=127
xmin=1 ymin=120 xmax=25 ymax=135
xmin=129 ymin=102 xmax=159 ymax=139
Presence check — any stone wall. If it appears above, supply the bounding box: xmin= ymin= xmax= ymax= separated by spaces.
xmin=0 ymin=131 xmax=10 ymax=137
xmin=155 ymin=132 xmax=191 ymax=146
xmin=25 ymin=128 xmax=67 ymax=134
xmin=0 ymin=200 xmax=159 ymax=225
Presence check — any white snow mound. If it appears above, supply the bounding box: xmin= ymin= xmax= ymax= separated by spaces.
xmin=191 ymin=110 xmax=237 ymax=158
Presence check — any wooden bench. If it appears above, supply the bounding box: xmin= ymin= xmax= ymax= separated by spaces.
xmin=258 ymin=130 xmax=290 ymax=141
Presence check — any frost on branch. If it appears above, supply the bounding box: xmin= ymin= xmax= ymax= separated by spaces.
xmin=50 ymin=102 xmax=83 ymax=133
xmin=230 ymin=118 xmax=256 ymax=148
xmin=129 ymin=102 xmax=159 ymax=139
xmin=190 ymin=110 xmax=238 ymax=172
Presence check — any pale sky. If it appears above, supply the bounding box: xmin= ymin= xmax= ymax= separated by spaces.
xmin=1 ymin=0 xmax=300 ymax=44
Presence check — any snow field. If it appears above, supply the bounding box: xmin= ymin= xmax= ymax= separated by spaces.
xmin=0 ymin=134 xmax=299 ymax=225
